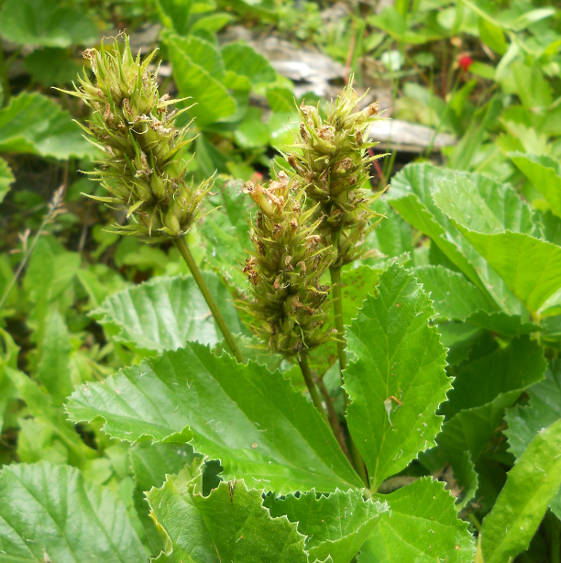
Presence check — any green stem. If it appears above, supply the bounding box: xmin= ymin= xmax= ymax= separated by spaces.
xmin=174 ymin=236 xmax=244 ymax=364
xmin=330 ymin=265 xmax=369 ymax=487
xmin=298 ymin=354 xmax=330 ymax=426
xmin=316 ymin=376 xmax=352 ymax=463
xmin=330 ymin=266 xmax=348 ymax=372
xmin=469 ymin=513 xmax=482 ymax=532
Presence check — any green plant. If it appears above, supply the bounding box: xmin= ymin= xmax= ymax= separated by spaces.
xmin=2 ymin=31 xmax=561 ymax=563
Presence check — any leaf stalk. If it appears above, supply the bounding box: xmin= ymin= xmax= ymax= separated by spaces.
xmin=316 ymin=376 xmax=352 ymax=462
xmin=298 ymin=353 xmax=330 ymax=426
xmin=330 ymin=264 xmax=369 ymax=487
xmin=174 ymin=236 xmax=244 ymax=364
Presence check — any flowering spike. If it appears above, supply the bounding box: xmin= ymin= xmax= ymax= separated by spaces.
xmin=287 ymin=77 xmax=386 ymax=265
xmin=240 ymin=172 xmax=336 ymax=357
xmin=61 ymin=35 xmax=207 ymax=242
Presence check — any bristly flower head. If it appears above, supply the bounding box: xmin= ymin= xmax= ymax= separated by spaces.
xmin=287 ymin=78 xmax=386 ymax=266
xmin=241 ymin=172 xmax=335 ymax=357
xmin=62 ymin=34 xmax=210 ymax=242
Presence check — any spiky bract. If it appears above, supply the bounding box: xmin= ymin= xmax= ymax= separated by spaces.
xmin=241 ymin=172 xmax=335 ymax=357
xmin=287 ymin=80 xmax=385 ymax=265
xmin=65 ymin=36 xmax=209 ymax=241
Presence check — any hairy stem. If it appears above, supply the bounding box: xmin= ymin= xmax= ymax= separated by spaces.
xmin=330 ymin=264 xmax=369 ymax=487
xmin=174 ymin=236 xmax=244 ymax=364
xmin=298 ymin=354 xmax=330 ymax=426
xmin=316 ymin=376 xmax=352 ymax=462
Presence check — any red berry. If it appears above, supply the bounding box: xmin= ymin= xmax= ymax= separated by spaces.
xmin=458 ymin=55 xmax=473 ymax=72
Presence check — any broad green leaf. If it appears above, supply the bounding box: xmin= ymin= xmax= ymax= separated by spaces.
xmin=76 ymin=264 xmax=129 ymax=310
xmin=478 ymin=17 xmax=507 ymax=55
xmin=0 ymin=157 xmax=14 ymax=204
xmin=190 ymin=12 xmax=234 ymax=33
xmin=433 ymin=175 xmax=561 ymax=315
xmin=505 ymin=361 xmax=561 ymax=518
xmin=166 ymin=35 xmax=236 ymax=127
xmin=25 ymin=238 xmax=81 ymax=299
xmin=91 ymin=273 xmax=244 ymax=353
xmin=386 ymin=164 xmax=482 ymax=286
xmin=481 ymin=418 xmax=561 ymax=563
xmin=510 ymin=152 xmax=561 ymax=218
xmin=266 ymin=87 xmax=294 ymax=113
xmin=36 ymin=311 xmax=72 ymax=406
xmin=0 ymin=461 xmax=146 ymax=562
xmin=341 ymin=265 xmax=381 ymax=327
xmin=538 ymin=209 xmax=561 ymax=247
xmin=367 ymin=199 xmax=414 ymax=266
xmin=419 ymin=447 xmax=478 ymax=509
xmin=441 ymin=336 xmax=546 ymax=420
xmin=0 ymin=0 xmax=97 ymax=47
xmin=195 ymin=133 xmax=230 ymax=176
xmin=541 ymin=313 xmax=561 ymax=343
xmin=222 ymin=42 xmax=277 ymax=87
xmin=24 ymin=48 xmax=83 ymax=86
xmin=344 ymin=265 xmax=450 ymax=488
xmin=0 ymin=92 xmax=95 ymax=159
xmin=431 ymin=174 xmax=536 ymax=237
xmin=438 ymin=401 xmax=514 ymax=463
xmin=359 ymin=478 xmax=475 ymax=563
xmin=438 ymin=337 xmax=545 ymax=460
xmin=413 ymin=265 xmax=537 ymax=337
xmin=198 ymin=178 xmax=252 ymax=290
xmin=16 ymin=417 xmax=70 ymax=465
xmin=266 ymin=490 xmax=388 ymax=563
xmin=505 ymin=361 xmax=561 ymax=459
xmin=222 ymin=70 xmax=252 ymax=91
xmin=268 ymin=110 xmax=299 ymax=150
xmin=174 ymin=34 xmax=226 ymax=79
xmin=66 ymin=342 xmax=363 ymax=493
xmin=131 ymin=443 xmax=196 ymax=494
xmin=511 ymin=62 xmax=552 ymax=110
xmin=466 ymin=310 xmax=537 ymax=338
xmin=438 ymin=322 xmax=485 ymax=367
xmin=414 ymin=265 xmax=490 ymax=321
xmin=234 ymin=110 xmax=270 ymax=149
xmin=387 ymin=164 xmax=522 ymax=313
xmin=154 ymin=0 xmax=193 ymax=35
xmin=7 ymin=366 xmax=95 ymax=466
xmin=131 ymin=442 xmax=197 ymax=554
xmin=148 ymin=470 xmax=307 ymax=562
xmin=506 ymin=7 xmax=556 ymax=31
xmin=470 ymin=61 xmax=495 ymax=80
